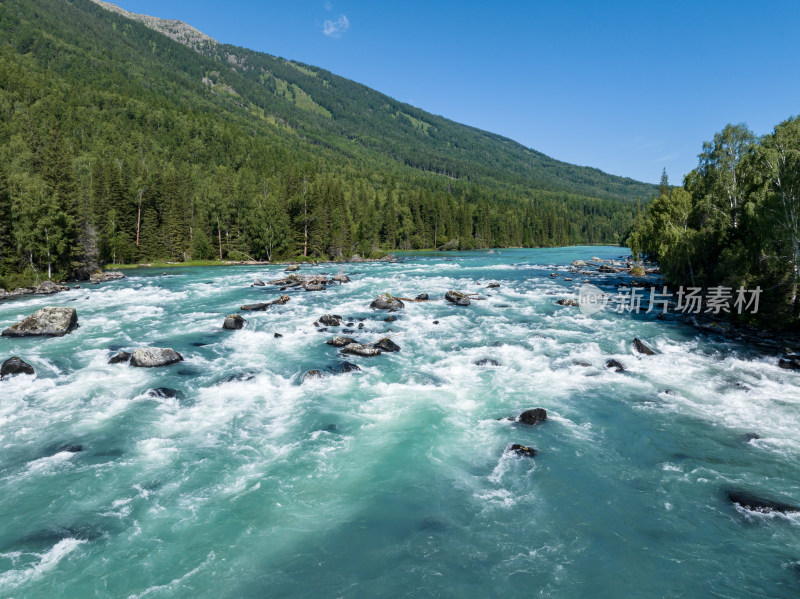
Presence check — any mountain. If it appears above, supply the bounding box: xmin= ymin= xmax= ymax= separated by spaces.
xmin=0 ymin=0 xmax=654 ymax=282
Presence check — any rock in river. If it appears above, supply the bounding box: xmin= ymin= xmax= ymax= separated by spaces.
xmin=727 ymin=490 xmax=800 ymax=514
xmin=633 ymin=338 xmax=656 ymax=355
xmin=319 ymin=314 xmax=342 ymax=327
xmin=35 ymin=281 xmax=69 ymax=295
xmin=370 ymin=294 xmax=404 ymax=311
xmin=130 ymin=348 xmax=184 ymax=368
xmin=340 ymin=361 xmax=361 ymax=373
xmin=90 ymin=271 xmax=125 ymax=284
xmin=252 ymin=278 xmax=265 ymax=287
xmin=518 ymin=408 xmax=547 ymax=425
xmin=445 ymin=290 xmax=471 ymax=306
xmin=223 ymin=314 xmax=246 ymax=330
xmin=2 ymin=307 xmax=78 ymax=337
xmin=108 ymin=351 xmax=131 ymax=364
xmin=304 ymin=369 xmax=324 ymax=381
xmin=556 ymin=298 xmax=579 ymax=307
xmin=373 ymin=338 xmax=401 ymax=352
xmin=327 ymin=336 xmax=358 ymax=347
xmin=415 ymin=293 xmax=429 ymax=300
xmin=606 ymin=359 xmax=625 ymax=372
xmin=1 ymin=357 xmax=35 ymax=378
xmin=474 ymin=358 xmax=501 ymax=366
xmin=285 ymin=264 xmax=300 ymax=272
xmin=341 ymin=343 xmax=381 ymax=357
xmin=508 ymin=444 xmax=537 ymax=458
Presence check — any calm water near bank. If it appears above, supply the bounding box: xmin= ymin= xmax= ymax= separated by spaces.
xmin=1 ymin=246 xmax=799 ymax=598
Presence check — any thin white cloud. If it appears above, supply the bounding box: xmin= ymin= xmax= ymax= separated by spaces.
xmin=323 ymin=14 xmax=349 ymax=37
xmin=323 ymin=0 xmax=333 ymax=11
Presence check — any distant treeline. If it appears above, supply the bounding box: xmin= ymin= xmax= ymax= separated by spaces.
xmin=628 ymin=118 xmax=800 ymax=330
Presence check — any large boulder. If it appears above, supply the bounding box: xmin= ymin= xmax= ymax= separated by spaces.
xmin=518 ymin=408 xmax=547 ymax=425
xmin=1 ymin=357 xmax=35 ymax=378
xmin=370 ymin=294 xmax=404 ymax=311
xmin=90 ymin=271 xmax=125 ymax=284
xmin=341 ymin=343 xmax=381 ymax=357
xmin=373 ymin=338 xmax=401 ymax=352
xmin=223 ymin=314 xmax=246 ymax=330
xmin=319 ymin=314 xmax=342 ymax=327
xmin=2 ymin=307 xmax=78 ymax=337
xmin=326 ymin=336 xmax=358 ymax=347
xmin=445 ymin=290 xmax=471 ymax=306
xmin=130 ymin=348 xmax=184 ymax=368
xmin=633 ymin=338 xmax=656 ymax=355
xmin=285 ymin=264 xmax=300 ymax=272
xmin=35 ymin=281 xmax=69 ymax=295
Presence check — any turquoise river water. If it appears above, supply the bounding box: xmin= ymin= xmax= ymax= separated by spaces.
xmin=1 ymin=246 xmax=800 ymax=598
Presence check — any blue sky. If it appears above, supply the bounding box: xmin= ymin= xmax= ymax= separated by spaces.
xmin=112 ymin=0 xmax=799 ymax=184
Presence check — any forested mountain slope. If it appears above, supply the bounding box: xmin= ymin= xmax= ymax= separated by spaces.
xmin=0 ymin=0 xmax=654 ymax=283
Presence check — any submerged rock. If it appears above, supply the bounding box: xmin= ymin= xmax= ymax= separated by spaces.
xmin=341 ymin=343 xmax=381 ymax=357
xmin=518 ymin=408 xmax=547 ymax=425
xmin=606 ymin=359 xmax=626 ymax=372
xmin=147 ymin=388 xmax=182 ymax=399
xmin=130 ymin=348 xmax=184 ymax=368
xmin=1 ymin=357 xmax=35 ymax=378
xmin=508 ymin=444 xmax=537 ymax=458
xmin=2 ymin=307 xmax=78 ymax=337
xmin=273 ymin=333 xmax=283 ymax=338
xmin=373 ymin=338 xmax=401 ymax=352
xmin=474 ymin=358 xmax=501 ymax=366
xmin=339 ymin=361 xmax=361 ymax=373
xmin=370 ymin=294 xmax=404 ymax=311
xmin=432 ymin=320 xmax=440 ymax=325
xmin=415 ymin=293 xmax=430 ymax=300
xmin=779 ymin=358 xmax=800 ymax=371
xmin=556 ymin=298 xmax=579 ymax=307
xmin=445 ymin=290 xmax=471 ymax=306
xmin=319 ymin=314 xmax=342 ymax=327
xmin=108 ymin=351 xmax=131 ymax=365
xmin=384 ymin=315 xmax=398 ymax=322
xmin=327 ymin=336 xmax=358 ymax=347
xmin=35 ymin=281 xmax=69 ymax=295
xmin=633 ymin=338 xmax=656 ymax=356
xmin=303 ymin=369 xmax=324 ymax=381
xmin=727 ymin=490 xmax=800 ymax=514
xmin=223 ymin=314 xmax=246 ymax=330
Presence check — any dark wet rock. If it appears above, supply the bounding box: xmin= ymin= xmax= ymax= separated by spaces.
xmin=223 ymin=314 xmax=246 ymax=330
xmin=2 ymin=307 xmax=78 ymax=337
xmin=556 ymin=298 xmax=579 ymax=307
xmin=508 ymin=444 xmax=537 ymax=458
xmin=317 ymin=327 xmax=329 ymax=333
xmin=663 ymin=389 xmax=679 ymax=396
xmin=192 ymin=342 xmax=209 ymax=347
xmin=445 ymin=290 xmax=471 ymax=306
xmin=90 ymin=271 xmax=125 ymax=284
xmin=373 ymin=338 xmax=401 ymax=352
xmin=340 ymin=361 xmax=361 ymax=373
xmin=35 ymin=280 xmax=69 ymax=295
xmin=487 ymin=282 xmax=500 ymax=289
xmin=341 ymin=343 xmax=381 ymax=357
xmin=550 ymin=273 xmax=559 ymax=278
xmin=130 ymin=348 xmax=183 ymax=368
xmin=370 ymin=294 xmax=404 ymax=311
xmin=497 ymin=304 xmax=511 ymax=308
xmin=274 ymin=332 xmax=283 ymax=338
xmin=252 ymin=278 xmax=265 ymax=287
xmin=633 ymin=338 xmax=656 ymax=355
xmin=342 ymin=328 xmax=355 ymax=334
xmin=240 ymin=302 xmax=269 ymax=311
xmin=474 ymin=358 xmax=501 ymax=366
xmin=285 ymin=264 xmax=299 ymax=272
xmin=779 ymin=358 xmax=800 ymax=371
xmin=727 ymin=490 xmax=800 ymax=514
xmin=304 ymin=369 xmax=324 ymax=381
xmin=518 ymin=408 xmax=547 ymax=425
xmin=741 ymin=432 xmax=761 ymax=443
xmin=384 ymin=315 xmax=398 ymax=322
xmin=357 ymin=323 xmax=365 ymax=329
xmin=327 ymin=336 xmax=358 ymax=347
xmin=319 ymin=314 xmax=342 ymax=327
xmin=346 ymin=322 xmax=354 ymax=327
xmin=147 ymin=388 xmax=182 ymax=399
xmin=606 ymin=359 xmax=626 ymax=372
xmin=415 ymin=293 xmax=430 ymax=300
xmin=1 ymin=357 xmax=35 ymax=378
xmin=108 ymin=351 xmax=131 ymax=365
xmin=61 ymin=444 xmax=83 ymax=453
